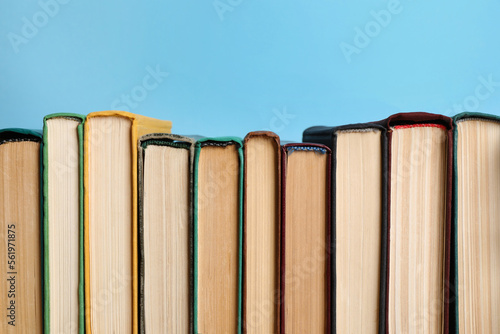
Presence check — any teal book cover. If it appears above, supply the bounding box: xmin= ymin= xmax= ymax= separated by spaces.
xmin=451 ymin=112 xmax=500 ymax=334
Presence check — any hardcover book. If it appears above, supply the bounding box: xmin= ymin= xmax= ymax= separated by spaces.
xmin=452 ymin=112 xmax=500 ymax=334
xmin=303 ymin=123 xmax=387 ymax=334
xmin=138 ymin=133 xmax=195 ymax=334
xmin=280 ymin=143 xmax=331 ymax=334
xmin=377 ymin=112 xmax=453 ymax=334
xmin=84 ymin=111 xmax=172 ymax=334
xmin=193 ymin=137 xmax=243 ymax=334
xmin=43 ymin=114 xmax=85 ymax=334
xmin=242 ymin=131 xmax=281 ymax=334
xmin=0 ymin=128 xmax=43 ymax=333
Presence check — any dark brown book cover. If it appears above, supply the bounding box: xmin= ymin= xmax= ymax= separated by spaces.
xmin=242 ymin=131 xmax=281 ymax=334
xmin=303 ymin=123 xmax=388 ymax=334
xmin=376 ymin=112 xmax=453 ymax=334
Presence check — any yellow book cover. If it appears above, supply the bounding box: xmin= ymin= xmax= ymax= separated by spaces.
xmin=84 ymin=111 xmax=172 ymax=334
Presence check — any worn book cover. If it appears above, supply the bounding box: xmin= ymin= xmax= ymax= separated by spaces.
xmin=138 ymin=133 xmax=195 ymax=334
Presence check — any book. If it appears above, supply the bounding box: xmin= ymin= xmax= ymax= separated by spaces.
xmin=138 ymin=133 xmax=195 ymax=334
xmin=193 ymin=137 xmax=243 ymax=334
xmin=303 ymin=123 xmax=387 ymax=334
xmin=84 ymin=111 xmax=172 ymax=334
xmin=43 ymin=114 xmax=85 ymax=334
xmin=0 ymin=128 xmax=43 ymax=333
xmin=280 ymin=143 xmax=331 ymax=333
xmin=452 ymin=112 xmax=500 ymax=333
xmin=377 ymin=112 xmax=453 ymax=334
xmin=242 ymin=131 xmax=281 ymax=334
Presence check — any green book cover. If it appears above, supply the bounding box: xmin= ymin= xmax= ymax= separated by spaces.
xmin=42 ymin=113 xmax=85 ymax=334
xmin=193 ymin=137 xmax=243 ymax=334
xmin=451 ymin=112 xmax=500 ymax=334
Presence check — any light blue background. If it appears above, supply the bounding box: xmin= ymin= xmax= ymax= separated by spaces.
xmin=1 ymin=0 xmax=499 ymax=141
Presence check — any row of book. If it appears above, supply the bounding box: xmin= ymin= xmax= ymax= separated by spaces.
xmin=0 ymin=110 xmax=498 ymax=333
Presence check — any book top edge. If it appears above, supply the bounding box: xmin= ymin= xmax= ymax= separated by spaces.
xmin=453 ymin=111 xmax=500 ymax=124
xmin=44 ymin=113 xmax=86 ymax=123
xmin=0 ymin=128 xmax=42 ymax=145
xmin=139 ymin=133 xmax=196 ymax=148
xmin=283 ymin=142 xmax=331 ymax=154
xmin=195 ymin=136 xmax=243 ymax=148
xmin=393 ymin=123 xmax=447 ymax=130
xmin=375 ymin=112 xmax=453 ymax=130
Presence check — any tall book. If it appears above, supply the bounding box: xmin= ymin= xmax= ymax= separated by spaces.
xmin=303 ymin=123 xmax=387 ymax=334
xmin=280 ymin=143 xmax=331 ymax=334
xmin=243 ymin=131 xmax=281 ymax=334
xmin=84 ymin=111 xmax=172 ymax=334
xmin=377 ymin=113 xmax=453 ymax=334
xmin=138 ymin=133 xmax=195 ymax=334
xmin=0 ymin=129 xmax=43 ymax=333
xmin=452 ymin=112 xmax=500 ymax=333
xmin=193 ymin=137 xmax=243 ymax=334
xmin=43 ymin=114 xmax=85 ymax=334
